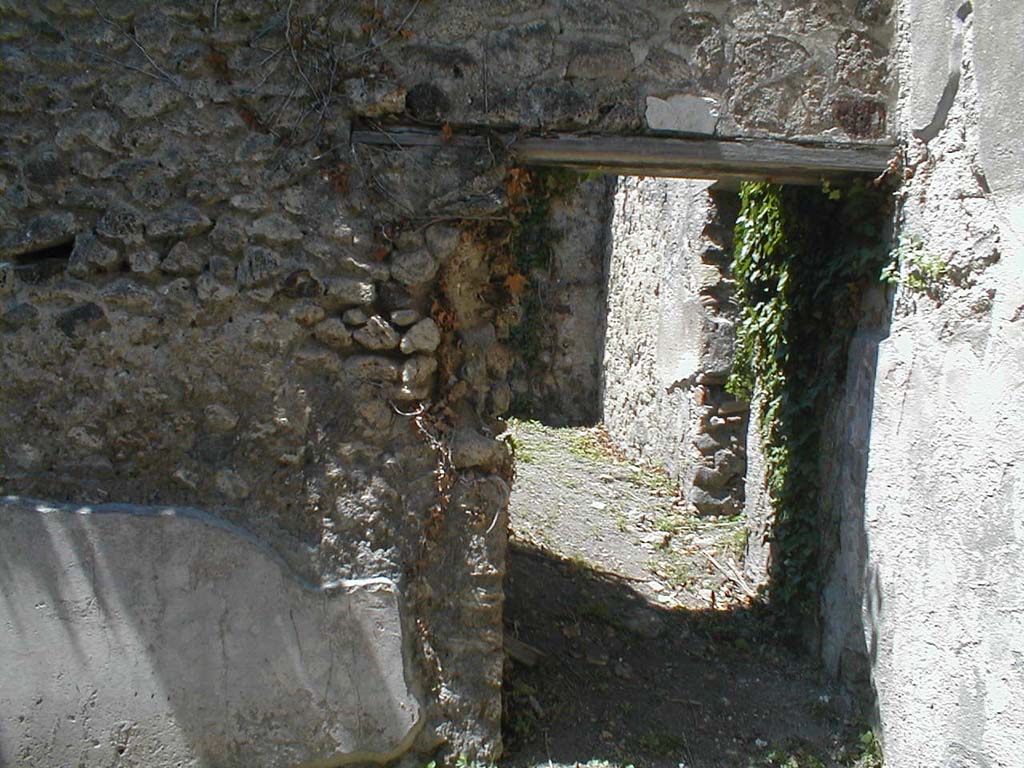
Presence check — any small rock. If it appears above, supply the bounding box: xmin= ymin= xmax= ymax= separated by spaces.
xmin=390 ymin=249 xmax=437 ymax=286
xmin=289 ymin=302 xmax=325 ymax=327
xmin=56 ymin=302 xmax=108 ymax=338
xmin=4 ymin=212 xmax=77 ymax=258
xmin=399 ymin=317 xmax=441 ymax=354
xmin=208 ymin=255 xmax=236 ymax=281
xmin=718 ymin=400 xmax=748 ymax=416
xmin=236 ymin=246 xmax=281 ymax=288
xmin=215 ymin=469 xmax=250 ymax=500
xmin=405 ymin=83 xmax=450 ymax=122
xmin=424 ymin=224 xmax=460 ymax=258
xmin=390 ymin=308 xmax=420 ymax=326
xmin=118 ymin=81 xmax=181 ymax=119
xmin=204 ymin=404 xmax=239 ymax=432
xmin=692 ymin=465 xmax=728 ymax=489
xmin=402 ymin=355 xmax=438 ymax=387
xmin=55 ymin=110 xmax=120 ymax=153
xmin=623 ymin=610 xmax=664 ymax=639
xmin=209 ymin=215 xmax=247 ymax=254
xmin=246 ymin=214 xmax=302 ymax=244
xmin=278 ymin=269 xmax=321 ymax=298
xmin=0 ymin=262 xmax=15 ymax=294
xmin=590 ymin=501 xmax=607 ymax=511
xmin=69 ymin=233 xmax=120 ymax=276
xmin=172 ymin=467 xmax=199 ymax=490
xmin=491 ymin=381 xmax=511 ymax=414
xmin=353 ymin=315 xmax=400 ymax=350
xmin=646 ymin=94 xmax=720 ymax=134
xmin=1 ymin=302 xmax=39 ymax=329
xmin=321 ymin=276 xmax=375 ymax=308
xmin=343 ymin=308 xmax=368 ymax=325
xmin=195 ymin=273 xmax=235 ymax=302
xmin=450 ymin=428 xmax=507 ymax=470
xmin=314 ymin=318 xmax=353 ymax=350
xmin=693 ymin=433 xmax=721 ymax=454
xmin=161 ymin=241 xmax=205 ymax=275
xmin=344 ymin=355 xmax=401 ymax=383
xmin=146 ymin=204 xmax=212 ymax=239
xmin=95 ymin=204 xmax=144 ymax=245
xmin=128 ymin=249 xmax=161 ymax=274
xmin=343 ymin=76 xmax=405 ymax=117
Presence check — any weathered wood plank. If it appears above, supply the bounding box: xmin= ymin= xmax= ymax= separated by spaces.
xmin=350 ymin=126 xmax=895 ymax=184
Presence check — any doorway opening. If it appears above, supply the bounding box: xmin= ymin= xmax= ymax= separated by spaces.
xmin=499 ymin=171 xmax=888 ymax=768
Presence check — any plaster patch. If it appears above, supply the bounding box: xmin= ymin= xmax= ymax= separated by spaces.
xmin=0 ymin=497 xmax=422 ymax=768
xmin=645 ymin=95 xmax=720 ymax=135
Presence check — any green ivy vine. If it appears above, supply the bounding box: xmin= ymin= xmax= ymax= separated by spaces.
xmin=727 ymin=179 xmax=892 ymax=625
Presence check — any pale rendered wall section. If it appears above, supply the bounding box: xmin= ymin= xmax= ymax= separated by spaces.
xmin=0 ymin=497 xmax=421 ymax=768
xmin=827 ymin=1 xmax=1024 ymax=764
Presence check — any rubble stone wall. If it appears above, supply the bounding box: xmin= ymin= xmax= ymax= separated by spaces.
xmin=0 ymin=0 xmax=894 ymax=763
xmin=603 ymin=177 xmax=746 ymax=517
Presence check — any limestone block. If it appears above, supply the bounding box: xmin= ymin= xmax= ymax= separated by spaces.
xmin=0 ymin=497 xmax=423 ymax=768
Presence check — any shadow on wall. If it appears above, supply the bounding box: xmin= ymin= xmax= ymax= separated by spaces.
xmin=817 ymin=284 xmax=894 ymax=721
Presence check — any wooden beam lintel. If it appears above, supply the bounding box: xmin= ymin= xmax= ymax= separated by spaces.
xmin=350 ymin=126 xmax=895 ymax=183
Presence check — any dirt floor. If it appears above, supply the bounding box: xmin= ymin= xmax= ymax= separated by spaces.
xmin=501 ymin=420 xmax=883 ymax=768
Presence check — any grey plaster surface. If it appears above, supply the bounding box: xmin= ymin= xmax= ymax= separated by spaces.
xmin=974 ymin=0 xmax=1024 ymax=219
xmin=0 ymin=496 xmax=422 ymax=768
xmin=813 ymin=2 xmax=1024 ymax=764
